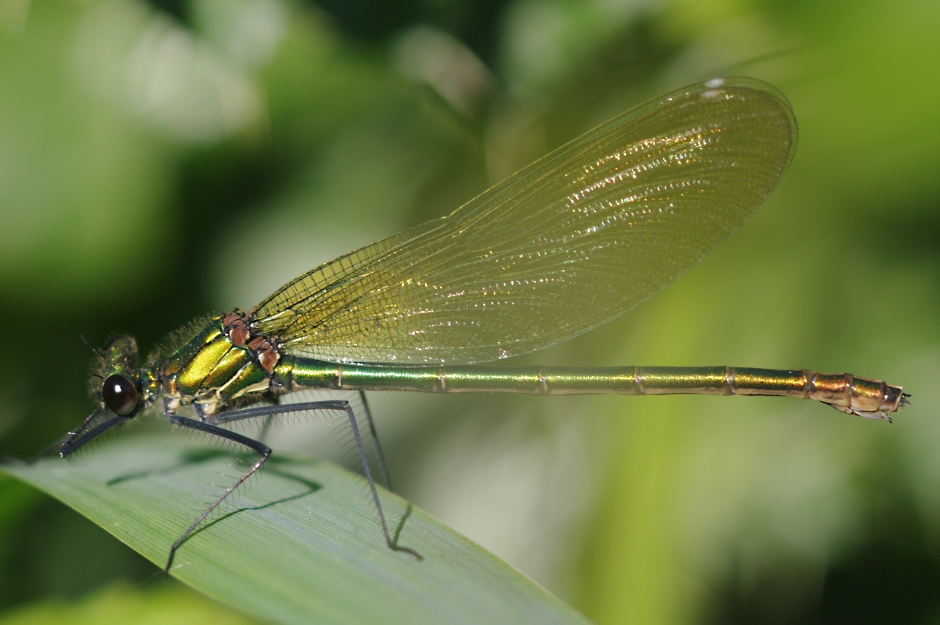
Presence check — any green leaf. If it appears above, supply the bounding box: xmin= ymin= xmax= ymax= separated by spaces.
xmin=2 ymin=434 xmax=590 ymax=625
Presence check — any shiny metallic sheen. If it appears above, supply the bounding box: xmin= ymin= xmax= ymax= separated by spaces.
xmin=157 ymin=315 xmax=272 ymax=414
xmin=281 ymin=360 xmax=904 ymax=417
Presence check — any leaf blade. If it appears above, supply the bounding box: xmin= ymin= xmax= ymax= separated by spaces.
xmin=2 ymin=434 xmax=590 ymax=625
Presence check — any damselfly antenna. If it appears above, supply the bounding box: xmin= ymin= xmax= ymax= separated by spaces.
xmin=79 ymin=334 xmax=105 ymax=362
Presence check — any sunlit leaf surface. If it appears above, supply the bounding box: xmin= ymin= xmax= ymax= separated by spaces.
xmin=2 ymin=435 xmax=590 ymax=625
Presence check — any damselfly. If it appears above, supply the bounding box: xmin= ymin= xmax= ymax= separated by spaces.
xmin=56 ymin=77 xmax=907 ymax=572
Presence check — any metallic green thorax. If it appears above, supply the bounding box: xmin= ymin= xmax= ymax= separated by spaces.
xmin=159 ymin=313 xmax=271 ymax=415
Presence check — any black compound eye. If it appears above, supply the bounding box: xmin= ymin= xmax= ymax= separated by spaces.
xmin=102 ymin=374 xmax=138 ymax=416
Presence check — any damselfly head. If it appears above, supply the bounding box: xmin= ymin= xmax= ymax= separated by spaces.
xmin=93 ymin=336 xmax=143 ymax=417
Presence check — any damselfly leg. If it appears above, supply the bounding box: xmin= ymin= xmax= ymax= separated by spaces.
xmin=163 ymin=415 xmax=271 ymax=573
xmin=160 ymin=398 xmax=418 ymax=571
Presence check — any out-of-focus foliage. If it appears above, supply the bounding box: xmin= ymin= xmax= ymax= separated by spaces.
xmin=0 ymin=0 xmax=936 ymax=623
xmin=0 ymin=583 xmax=257 ymax=625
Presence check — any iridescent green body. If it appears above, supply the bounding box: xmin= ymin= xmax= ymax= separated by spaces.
xmin=284 ymin=360 xmax=905 ymax=415
xmin=158 ymin=316 xmax=272 ymax=414
xmin=151 ymin=311 xmax=905 ymax=420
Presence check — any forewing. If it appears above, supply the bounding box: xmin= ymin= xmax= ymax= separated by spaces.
xmin=251 ymin=77 xmax=797 ymax=365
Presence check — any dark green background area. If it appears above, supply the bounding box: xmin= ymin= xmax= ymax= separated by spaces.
xmin=0 ymin=0 xmax=936 ymax=623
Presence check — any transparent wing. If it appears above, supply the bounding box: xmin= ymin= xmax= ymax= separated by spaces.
xmin=251 ymin=77 xmax=797 ymax=365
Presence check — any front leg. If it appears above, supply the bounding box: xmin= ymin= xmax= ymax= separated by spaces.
xmin=164 ymin=415 xmax=271 ymax=573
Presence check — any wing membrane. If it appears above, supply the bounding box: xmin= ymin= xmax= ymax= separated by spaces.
xmin=251 ymin=77 xmax=797 ymax=365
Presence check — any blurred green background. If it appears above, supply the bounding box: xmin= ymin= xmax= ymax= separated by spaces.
xmin=0 ymin=0 xmax=937 ymax=623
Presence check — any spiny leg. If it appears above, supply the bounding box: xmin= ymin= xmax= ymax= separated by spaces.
xmin=341 ymin=400 xmax=421 ymax=559
xmin=209 ymin=400 xmax=420 ymax=559
xmin=34 ymin=410 xmax=127 ymax=464
xmin=255 ymin=390 xmax=282 ymax=444
xmin=164 ymin=415 xmax=271 ymax=573
xmin=250 ymin=391 xmax=390 ymax=488
xmin=31 ymin=409 xmax=103 ymax=463
xmin=358 ymin=391 xmax=392 ymax=491
xmin=257 ymin=414 xmax=276 ymax=444
xmin=61 ymin=409 xmax=104 ymax=448
xmin=210 ymin=395 xmax=392 ymax=490
xmin=58 ymin=415 xmax=126 ymax=457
